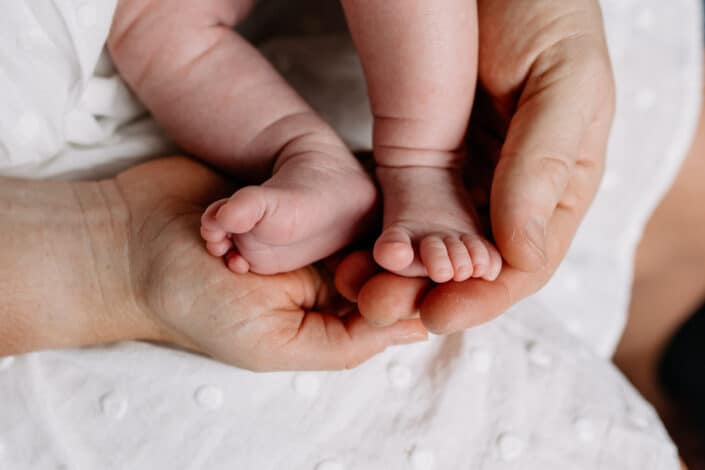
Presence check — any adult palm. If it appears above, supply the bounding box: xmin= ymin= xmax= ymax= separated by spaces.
xmin=339 ymin=0 xmax=615 ymax=332
xmin=117 ymin=157 xmax=425 ymax=371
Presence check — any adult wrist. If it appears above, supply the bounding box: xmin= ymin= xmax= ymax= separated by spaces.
xmin=72 ymin=178 xmax=167 ymax=347
xmin=0 ymin=177 xmax=161 ymax=355
xmin=113 ymin=158 xmax=230 ymax=354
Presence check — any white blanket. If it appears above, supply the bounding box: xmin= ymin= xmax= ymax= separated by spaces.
xmin=0 ymin=0 xmax=700 ymax=468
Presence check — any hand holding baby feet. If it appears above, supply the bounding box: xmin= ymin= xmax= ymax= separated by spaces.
xmin=201 ymin=150 xmax=378 ymax=275
xmin=373 ymin=164 xmax=502 ymax=283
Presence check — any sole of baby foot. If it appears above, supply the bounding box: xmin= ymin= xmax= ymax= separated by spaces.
xmin=374 ymin=165 xmax=502 ymax=283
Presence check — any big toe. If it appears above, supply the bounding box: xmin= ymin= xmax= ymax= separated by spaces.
xmin=215 ymin=186 xmax=268 ymax=234
xmin=202 ymin=199 xmax=228 ymax=232
xmin=374 ymin=227 xmax=415 ymax=272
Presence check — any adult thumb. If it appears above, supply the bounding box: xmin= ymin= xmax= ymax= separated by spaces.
xmin=490 ymin=37 xmax=613 ymax=272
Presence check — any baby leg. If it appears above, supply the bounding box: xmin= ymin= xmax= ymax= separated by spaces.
xmin=342 ymin=0 xmax=501 ymax=282
xmin=110 ymin=0 xmax=376 ymax=274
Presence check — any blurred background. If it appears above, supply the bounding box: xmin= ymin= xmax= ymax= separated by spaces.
xmin=615 ymin=101 xmax=705 ymax=469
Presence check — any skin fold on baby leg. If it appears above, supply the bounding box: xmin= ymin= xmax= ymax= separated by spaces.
xmin=342 ymin=0 xmax=501 ymax=283
xmin=109 ymin=0 xmax=376 ymax=274
xmin=374 ymin=162 xmax=501 ymax=283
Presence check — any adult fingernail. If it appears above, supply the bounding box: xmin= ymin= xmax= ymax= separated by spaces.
xmin=524 ymin=216 xmax=547 ymax=265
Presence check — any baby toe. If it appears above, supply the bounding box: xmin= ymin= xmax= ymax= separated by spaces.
xmin=202 ymin=199 xmax=229 ymax=231
xmin=420 ymin=236 xmax=453 ymax=283
xmin=216 ymin=186 xmax=268 ymax=234
xmin=462 ymin=235 xmax=490 ymax=279
xmin=374 ymin=226 xmax=415 ymax=272
xmin=200 ymin=225 xmax=226 ymax=243
xmin=444 ymin=236 xmax=473 ymax=282
xmin=483 ymin=241 xmax=503 ymax=281
xmin=225 ymin=251 xmax=251 ymax=274
xmin=206 ymin=239 xmax=233 ymax=257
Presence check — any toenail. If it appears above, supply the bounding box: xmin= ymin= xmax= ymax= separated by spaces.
xmin=435 ymin=271 xmax=452 ymax=281
xmin=457 ymin=267 xmax=471 ymax=277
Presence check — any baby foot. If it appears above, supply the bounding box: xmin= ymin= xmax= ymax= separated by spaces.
xmin=201 ymin=154 xmax=377 ymax=275
xmin=373 ymin=165 xmax=501 ymax=283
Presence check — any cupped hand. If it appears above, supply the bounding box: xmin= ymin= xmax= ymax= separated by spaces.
xmin=115 ymin=156 xmax=426 ymax=371
xmin=339 ymin=0 xmax=615 ymax=333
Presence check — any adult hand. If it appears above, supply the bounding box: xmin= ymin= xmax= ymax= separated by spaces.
xmin=118 ymin=157 xmax=426 ymax=371
xmin=337 ymin=0 xmax=615 ymax=333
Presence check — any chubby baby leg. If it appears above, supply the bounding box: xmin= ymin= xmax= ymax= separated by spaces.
xmin=110 ymin=0 xmax=376 ymax=274
xmin=343 ymin=0 xmax=501 ymax=282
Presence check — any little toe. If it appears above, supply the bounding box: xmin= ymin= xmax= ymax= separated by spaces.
xmin=420 ymin=236 xmax=454 ymax=283
xmin=215 ymin=186 xmax=268 ymax=234
xmin=462 ymin=235 xmax=490 ymax=279
xmin=444 ymin=237 xmax=473 ymax=282
xmin=225 ymin=251 xmax=251 ymax=274
xmin=200 ymin=225 xmax=226 ymax=243
xmin=206 ymin=239 xmax=232 ymax=257
xmin=483 ymin=241 xmax=503 ymax=281
xmin=374 ymin=227 xmax=415 ymax=272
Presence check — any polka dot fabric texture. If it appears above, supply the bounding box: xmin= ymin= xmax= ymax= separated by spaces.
xmin=0 ymin=310 xmax=682 ymax=469
xmin=0 ymin=0 xmax=701 ymax=469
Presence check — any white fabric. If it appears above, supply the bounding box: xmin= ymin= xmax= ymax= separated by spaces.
xmin=0 ymin=0 xmax=700 ymax=468
xmin=0 ymin=0 xmax=173 ymax=180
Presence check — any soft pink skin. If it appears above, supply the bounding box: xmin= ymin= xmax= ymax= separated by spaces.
xmin=109 ymin=0 xmax=376 ymax=275
xmin=109 ymin=0 xmax=500 ymax=281
xmin=342 ymin=0 xmax=501 ymax=282
xmin=198 ymin=151 xmax=377 ymax=275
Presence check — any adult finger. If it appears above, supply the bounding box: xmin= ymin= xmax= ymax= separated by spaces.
xmin=335 ymin=251 xmax=432 ymax=326
xmin=334 ymin=251 xmax=381 ymax=302
xmin=265 ymin=314 xmax=428 ymax=371
xmin=421 ymin=189 xmax=587 ymax=333
xmin=490 ymin=33 xmax=614 ymax=272
xmin=357 ymin=273 xmax=431 ymax=326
